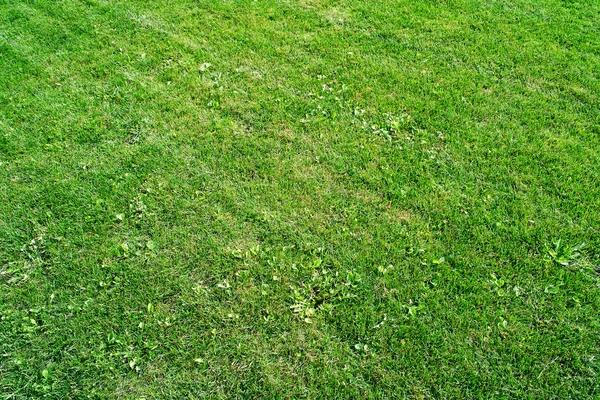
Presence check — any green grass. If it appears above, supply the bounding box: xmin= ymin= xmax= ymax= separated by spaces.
xmin=1 ymin=0 xmax=600 ymax=397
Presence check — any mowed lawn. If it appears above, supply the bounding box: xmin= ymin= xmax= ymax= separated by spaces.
xmin=1 ymin=0 xmax=599 ymax=397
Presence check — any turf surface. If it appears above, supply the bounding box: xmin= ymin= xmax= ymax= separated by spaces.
xmin=1 ymin=0 xmax=600 ymax=397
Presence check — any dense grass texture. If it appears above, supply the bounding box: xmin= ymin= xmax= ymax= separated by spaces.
xmin=1 ymin=0 xmax=600 ymax=398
